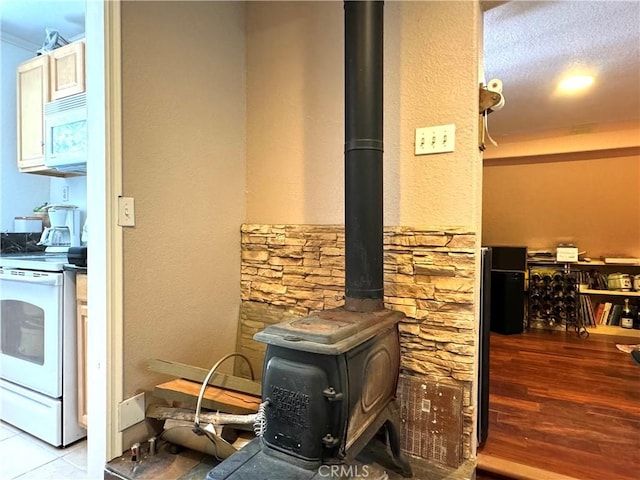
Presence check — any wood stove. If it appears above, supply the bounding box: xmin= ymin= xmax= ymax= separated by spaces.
xmin=207 ymin=1 xmax=412 ymax=478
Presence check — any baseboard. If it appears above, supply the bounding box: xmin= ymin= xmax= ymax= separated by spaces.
xmin=477 ymin=453 xmax=582 ymax=480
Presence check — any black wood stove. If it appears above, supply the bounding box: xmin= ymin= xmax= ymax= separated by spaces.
xmin=206 ymin=2 xmax=412 ymax=478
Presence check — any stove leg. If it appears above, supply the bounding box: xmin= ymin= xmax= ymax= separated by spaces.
xmin=384 ymin=405 xmax=413 ymax=478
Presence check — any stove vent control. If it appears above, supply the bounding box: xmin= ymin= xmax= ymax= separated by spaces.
xmin=323 ymin=386 xmax=343 ymax=402
xmin=322 ymin=433 xmax=340 ymax=447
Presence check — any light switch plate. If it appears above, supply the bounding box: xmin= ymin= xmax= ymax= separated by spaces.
xmin=118 ymin=392 xmax=145 ymax=431
xmin=118 ymin=196 xmax=135 ymax=227
xmin=415 ymin=123 xmax=456 ymax=155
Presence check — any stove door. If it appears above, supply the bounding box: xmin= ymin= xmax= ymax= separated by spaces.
xmin=262 ymin=354 xmax=343 ymax=463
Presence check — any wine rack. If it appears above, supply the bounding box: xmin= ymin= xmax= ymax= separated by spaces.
xmin=528 ymin=267 xmax=579 ymax=332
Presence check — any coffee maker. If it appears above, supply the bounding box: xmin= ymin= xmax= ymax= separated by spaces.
xmin=38 ymin=205 xmax=81 ymax=253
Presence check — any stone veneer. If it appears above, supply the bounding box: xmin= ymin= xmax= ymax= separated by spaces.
xmin=237 ymin=224 xmax=478 ymax=464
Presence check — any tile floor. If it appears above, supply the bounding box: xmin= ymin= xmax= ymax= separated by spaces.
xmin=0 ymin=421 xmax=89 ymax=479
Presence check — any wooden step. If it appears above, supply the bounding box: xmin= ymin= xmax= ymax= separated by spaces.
xmin=477 ymin=454 xmax=582 ymax=480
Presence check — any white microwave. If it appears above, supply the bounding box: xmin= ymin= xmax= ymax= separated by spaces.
xmin=44 ymin=93 xmax=87 ymax=174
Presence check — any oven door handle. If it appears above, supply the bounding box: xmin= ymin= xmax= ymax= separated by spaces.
xmin=0 ymin=274 xmax=62 ymax=285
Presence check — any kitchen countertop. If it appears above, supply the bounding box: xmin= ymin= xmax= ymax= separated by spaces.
xmin=64 ymin=264 xmax=87 ymax=274
xmin=0 ymin=252 xmax=86 ymax=273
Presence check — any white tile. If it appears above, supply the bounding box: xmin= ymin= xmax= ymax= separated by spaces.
xmin=13 ymin=457 xmax=88 ymax=480
xmin=0 ymin=423 xmax=20 ymax=441
xmin=0 ymin=435 xmax=59 ymax=479
xmin=62 ymin=441 xmax=87 ymax=470
xmin=17 ymin=432 xmax=70 ymax=458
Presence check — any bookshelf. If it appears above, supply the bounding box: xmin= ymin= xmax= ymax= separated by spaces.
xmin=526 ymin=259 xmax=640 ymax=337
xmin=572 ymin=261 xmax=640 ymax=336
xmin=585 ymin=324 xmax=640 ymax=338
xmin=580 ymin=289 xmax=640 ymax=297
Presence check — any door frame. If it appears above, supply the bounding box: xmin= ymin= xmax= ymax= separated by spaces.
xmin=86 ymin=0 xmax=124 ymax=475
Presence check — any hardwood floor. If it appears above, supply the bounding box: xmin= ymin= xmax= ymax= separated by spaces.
xmin=478 ymin=330 xmax=640 ymax=480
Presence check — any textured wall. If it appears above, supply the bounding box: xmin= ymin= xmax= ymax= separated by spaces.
xmin=236 ymin=224 xmax=477 ymax=464
xmin=245 ymin=2 xmax=344 ymax=224
xmin=393 ymin=2 xmax=483 ymax=228
xmin=244 ymin=1 xmax=483 ymax=467
xmin=121 ymin=0 xmax=246 ymax=412
xmin=246 ymin=1 xmax=483 ymax=229
xmin=483 ymin=149 xmax=640 ymax=258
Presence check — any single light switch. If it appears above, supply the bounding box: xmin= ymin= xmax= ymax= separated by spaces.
xmin=118 ymin=196 xmax=135 ymax=227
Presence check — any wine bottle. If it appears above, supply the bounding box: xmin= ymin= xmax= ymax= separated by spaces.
xmin=621 ymin=298 xmax=633 ymax=329
xmin=553 ymin=304 xmax=566 ymax=319
xmin=564 ymin=291 xmax=576 ymax=305
xmin=530 ymin=287 xmax=541 ymax=301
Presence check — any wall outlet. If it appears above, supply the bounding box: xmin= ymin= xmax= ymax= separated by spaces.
xmin=62 ymin=186 xmax=69 ymax=202
xmin=118 ymin=392 xmax=145 ymax=431
xmin=415 ymin=123 xmax=456 ymax=155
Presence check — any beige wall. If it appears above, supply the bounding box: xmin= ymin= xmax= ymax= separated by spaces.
xmin=245 ymin=0 xmax=483 ymax=466
xmin=121 ymin=0 xmax=246 ymax=407
xmin=246 ymin=2 xmax=344 ymax=224
xmin=246 ymin=1 xmax=483 ymax=229
xmin=483 ymin=125 xmax=640 ymax=258
xmin=118 ymin=0 xmax=483 ymax=458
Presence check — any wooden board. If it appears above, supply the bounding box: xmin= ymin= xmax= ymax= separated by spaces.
xmin=148 ymin=359 xmax=262 ymax=397
xmin=154 ymin=378 xmax=261 ymax=415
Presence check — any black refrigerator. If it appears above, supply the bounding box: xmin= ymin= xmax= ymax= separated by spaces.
xmin=477 ymin=247 xmax=492 ymax=446
xmin=489 ymin=246 xmax=527 ymax=335
xmin=477 ymin=246 xmax=527 ymax=447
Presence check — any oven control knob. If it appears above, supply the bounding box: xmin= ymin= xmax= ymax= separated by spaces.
xmin=322 ymin=433 xmax=340 ymax=447
xmin=323 ymin=387 xmax=343 ymax=402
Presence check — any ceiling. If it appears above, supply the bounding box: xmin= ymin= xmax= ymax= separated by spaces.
xmin=483 ymin=0 xmax=640 ymax=140
xmin=0 ymin=0 xmax=85 ymax=48
xmin=1 ymin=1 xmax=638 ymax=142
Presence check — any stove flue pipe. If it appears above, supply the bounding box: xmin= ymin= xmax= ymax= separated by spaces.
xmin=344 ymin=0 xmax=384 ymax=312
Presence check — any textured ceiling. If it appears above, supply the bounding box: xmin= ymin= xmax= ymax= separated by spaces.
xmin=1 ymin=1 xmax=638 ymax=142
xmin=484 ymin=0 xmax=640 ymax=140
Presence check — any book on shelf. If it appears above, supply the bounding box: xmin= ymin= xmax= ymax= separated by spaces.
xmin=585 ymin=296 xmax=594 ymax=326
xmin=582 ymin=296 xmax=596 ymax=327
xmin=594 ymin=303 xmax=605 ymax=325
xmin=600 ymin=302 xmax=613 ymax=325
xmin=603 ymin=257 xmax=640 ymax=265
xmin=588 ymin=297 xmax=597 ymax=326
xmin=593 ymin=272 xmax=608 ymax=290
xmin=578 ymin=296 xmax=592 ymax=325
xmin=609 ymin=304 xmax=622 ymax=326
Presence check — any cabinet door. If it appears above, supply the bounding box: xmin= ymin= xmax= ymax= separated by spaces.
xmin=76 ymin=274 xmax=88 ymax=428
xmin=17 ymin=55 xmax=49 ymax=170
xmin=50 ymin=41 xmax=85 ymax=100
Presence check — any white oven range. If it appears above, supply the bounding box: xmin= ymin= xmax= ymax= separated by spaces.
xmin=0 ymin=253 xmax=86 ymax=447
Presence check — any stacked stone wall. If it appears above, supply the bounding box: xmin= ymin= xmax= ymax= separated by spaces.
xmin=237 ymin=224 xmax=478 ymax=462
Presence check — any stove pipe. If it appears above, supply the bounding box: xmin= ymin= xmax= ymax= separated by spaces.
xmin=344 ymin=1 xmax=384 ymax=313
